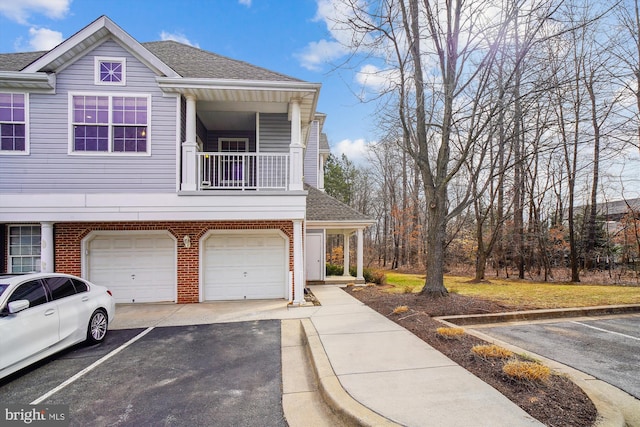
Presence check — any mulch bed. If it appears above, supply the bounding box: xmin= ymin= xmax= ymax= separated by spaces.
xmin=344 ymin=285 xmax=597 ymax=427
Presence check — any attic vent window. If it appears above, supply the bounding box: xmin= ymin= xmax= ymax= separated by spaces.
xmin=95 ymin=57 xmax=126 ymax=85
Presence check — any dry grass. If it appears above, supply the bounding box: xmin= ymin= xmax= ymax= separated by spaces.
xmin=383 ymin=271 xmax=640 ymax=308
xmin=502 ymin=360 xmax=551 ymax=383
xmin=471 ymin=344 xmax=513 ymax=359
xmin=392 ymin=305 xmax=409 ymax=314
xmin=436 ymin=327 xmax=466 ymax=339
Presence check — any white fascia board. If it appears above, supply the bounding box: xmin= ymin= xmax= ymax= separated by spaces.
xmin=0 ymin=193 xmax=306 ymax=222
xmin=306 ymin=220 xmax=376 ymax=229
xmin=157 ymin=77 xmax=321 ymax=92
xmin=0 ymin=71 xmax=55 ymax=92
xmin=23 ymin=16 xmax=179 ymax=78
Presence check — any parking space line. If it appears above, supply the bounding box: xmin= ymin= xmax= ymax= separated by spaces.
xmin=570 ymin=321 xmax=640 ymax=342
xmin=30 ymin=327 xmax=155 ymax=405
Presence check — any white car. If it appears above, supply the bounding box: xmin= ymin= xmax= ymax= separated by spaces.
xmin=0 ymin=272 xmax=116 ymax=380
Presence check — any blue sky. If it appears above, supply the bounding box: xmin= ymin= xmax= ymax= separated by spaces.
xmin=0 ymin=0 xmax=377 ymax=163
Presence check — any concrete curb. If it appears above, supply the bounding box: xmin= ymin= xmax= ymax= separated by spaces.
xmin=437 ymin=304 xmax=640 ymax=326
xmin=299 ymin=318 xmax=401 ymax=427
xmin=435 ymin=317 xmax=640 ymax=427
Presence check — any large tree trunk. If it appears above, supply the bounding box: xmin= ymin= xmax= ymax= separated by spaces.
xmin=421 ymin=190 xmax=449 ymax=297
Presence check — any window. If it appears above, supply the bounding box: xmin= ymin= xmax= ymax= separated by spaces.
xmin=95 ymin=57 xmax=126 ymax=85
xmin=70 ymin=94 xmax=149 ymax=154
xmin=0 ymin=92 xmax=27 ymax=154
xmin=219 ymin=138 xmax=249 ymax=184
xmin=9 ymin=280 xmax=48 ymax=308
xmin=9 ymin=225 xmax=41 ymax=273
xmin=46 ymin=277 xmax=77 ymax=300
xmin=71 ymin=279 xmax=88 ymax=293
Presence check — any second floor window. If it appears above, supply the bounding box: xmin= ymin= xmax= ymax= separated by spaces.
xmin=71 ymin=94 xmax=149 ymax=154
xmin=0 ymin=93 xmax=27 ymax=154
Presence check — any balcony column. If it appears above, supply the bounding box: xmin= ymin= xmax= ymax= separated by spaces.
xmin=356 ymin=228 xmax=364 ymax=281
xmin=342 ymin=231 xmax=351 ymax=277
xmin=181 ymin=95 xmax=198 ymax=191
xmin=292 ymin=219 xmax=305 ymax=304
xmin=288 ymin=99 xmax=304 ymax=191
xmin=40 ymin=222 xmax=54 ymax=273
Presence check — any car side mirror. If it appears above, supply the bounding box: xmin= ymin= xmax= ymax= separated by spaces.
xmin=8 ymin=300 xmax=30 ymax=314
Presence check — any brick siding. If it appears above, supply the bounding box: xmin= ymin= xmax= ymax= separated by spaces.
xmin=54 ymin=221 xmax=294 ymax=303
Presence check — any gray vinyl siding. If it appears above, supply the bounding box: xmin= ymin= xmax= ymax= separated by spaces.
xmin=258 ymin=113 xmax=290 ymax=153
xmin=1 ymin=39 xmax=178 ymax=193
xmin=304 ymin=120 xmax=319 ymax=188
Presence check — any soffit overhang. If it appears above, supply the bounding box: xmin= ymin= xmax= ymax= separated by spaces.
xmin=157 ymin=77 xmax=321 ymax=124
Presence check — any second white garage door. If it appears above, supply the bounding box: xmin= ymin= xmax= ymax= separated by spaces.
xmin=87 ymin=233 xmax=176 ymax=303
xmin=203 ymin=232 xmax=288 ymax=300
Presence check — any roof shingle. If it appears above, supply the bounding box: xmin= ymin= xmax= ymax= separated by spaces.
xmin=305 ymin=184 xmax=373 ymax=222
xmin=0 ymin=39 xmax=303 ymax=83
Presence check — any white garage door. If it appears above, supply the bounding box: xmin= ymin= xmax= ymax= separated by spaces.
xmin=203 ymin=233 xmax=287 ymax=300
xmin=87 ymin=234 xmax=176 ymax=303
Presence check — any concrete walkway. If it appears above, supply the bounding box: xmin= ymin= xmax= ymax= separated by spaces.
xmin=306 ymin=285 xmax=542 ymax=427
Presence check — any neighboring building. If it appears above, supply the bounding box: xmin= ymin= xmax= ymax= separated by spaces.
xmin=0 ymin=16 xmax=373 ymax=304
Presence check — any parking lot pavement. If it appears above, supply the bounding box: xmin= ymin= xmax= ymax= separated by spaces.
xmin=0 ymin=320 xmax=286 ymax=427
xmin=475 ymin=314 xmax=640 ymax=399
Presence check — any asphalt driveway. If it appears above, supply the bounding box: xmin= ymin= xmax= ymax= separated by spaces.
xmin=0 ymin=320 xmax=286 ymax=426
xmin=475 ymin=314 xmax=640 ymax=399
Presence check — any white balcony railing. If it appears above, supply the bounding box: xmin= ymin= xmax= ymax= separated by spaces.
xmin=197 ymin=152 xmax=290 ymax=191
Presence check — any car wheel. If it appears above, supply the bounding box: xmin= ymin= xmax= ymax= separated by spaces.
xmin=87 ymin=309 xmax=108 ymax=344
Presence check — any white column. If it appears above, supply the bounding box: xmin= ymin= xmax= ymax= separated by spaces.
xmin=289 ymin=99 xmax=304 ymax=191
xmin=181 ymin=95 xmax=198 ymax=191
xmin=40 ymin=222 xmax=54 ymax=273
xmin=342 ymin=231 xmax=351 ymax=277
xmin=293 ymin=220 xmax=305 ymax=304
xmin=356 ymin=228 xmax=364 ymax=281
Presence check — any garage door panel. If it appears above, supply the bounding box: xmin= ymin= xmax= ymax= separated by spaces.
xmin=203 ymin=233 xmax=287 ymax=301
xmin=88 ymin=234 xmax=176 ymax=303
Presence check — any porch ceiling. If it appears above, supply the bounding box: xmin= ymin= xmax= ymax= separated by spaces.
xmin=157 ymin=78 xmax=320 ymax=124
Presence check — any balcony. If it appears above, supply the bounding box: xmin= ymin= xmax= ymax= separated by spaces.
xmin=197 ymin=152 xmax=290 ymax=191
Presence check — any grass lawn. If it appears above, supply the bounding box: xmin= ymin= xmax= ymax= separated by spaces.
xmin=383 ymin=271 xmax=640 ymax=309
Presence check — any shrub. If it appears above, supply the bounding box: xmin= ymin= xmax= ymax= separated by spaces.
xmin=436 ymin=327 xmax=466 ymax=339
xmin=472 ymin=344 xmax=513 ymax=359
xmin=326 ymin=263 xmax=344 ymax=276
xmin=502 ymin=360 xmax=551 ymax=383
xmin=392 ymin=305 xmax=409 ymax=314
xmin=348 ymin=266 xmax=386 ymax=284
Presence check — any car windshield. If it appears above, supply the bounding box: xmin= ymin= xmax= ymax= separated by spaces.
xmin=0 ymin=284 xmax=8 ymax=297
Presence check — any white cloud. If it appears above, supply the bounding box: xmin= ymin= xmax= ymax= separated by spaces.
xmin=160 ymin=31 xmax=200 ymax=48
xmin=355 ymin=64 xmax=399 ymax=93
xmin=27 ymin=27 xmax=63 ymax=50
xmin=238 ymin=0 xmax=252 ymax=6
xmin=0 ymin=0 xmax=70 ymax=24
xmin=295 ymin=0 xmax=370 ymax=71
xmin=333 ymin=138 xmax=372 ymax=164
xmin=296 ymin=39 xmax=348 ymax=71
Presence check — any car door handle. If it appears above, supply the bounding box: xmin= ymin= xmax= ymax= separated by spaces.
xmin=82 ymin=296 xmax=89 ymax=302
xmin=44 ymin=309 xmax=56 ymax=316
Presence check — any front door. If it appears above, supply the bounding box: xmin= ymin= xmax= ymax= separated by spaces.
xmin=219 ymin=138 xmax=249 ymax=186
xmin=305 ymin=233 xmax=324 ymax=281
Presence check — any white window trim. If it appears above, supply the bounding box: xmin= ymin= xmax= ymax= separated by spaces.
xmin=68 ymin=92 xmax=152 ymax=156
xmin=94 ymin=56 xmax=127 ymax=86
xmin=8 ymin=224 xmax=41 ymax=273
xmin=217 ymin=137 xmax=249 ymax=152
xmin=0 ymin=92 xmax=29 ymax=156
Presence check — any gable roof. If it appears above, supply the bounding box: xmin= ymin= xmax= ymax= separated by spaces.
xmin=305 ymin=184 xmax=373 ymax=224
xmin=21 ymin=16 xmax=177 ymax=77
xmin=0 ymin=20 xmax=303 ymax=83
